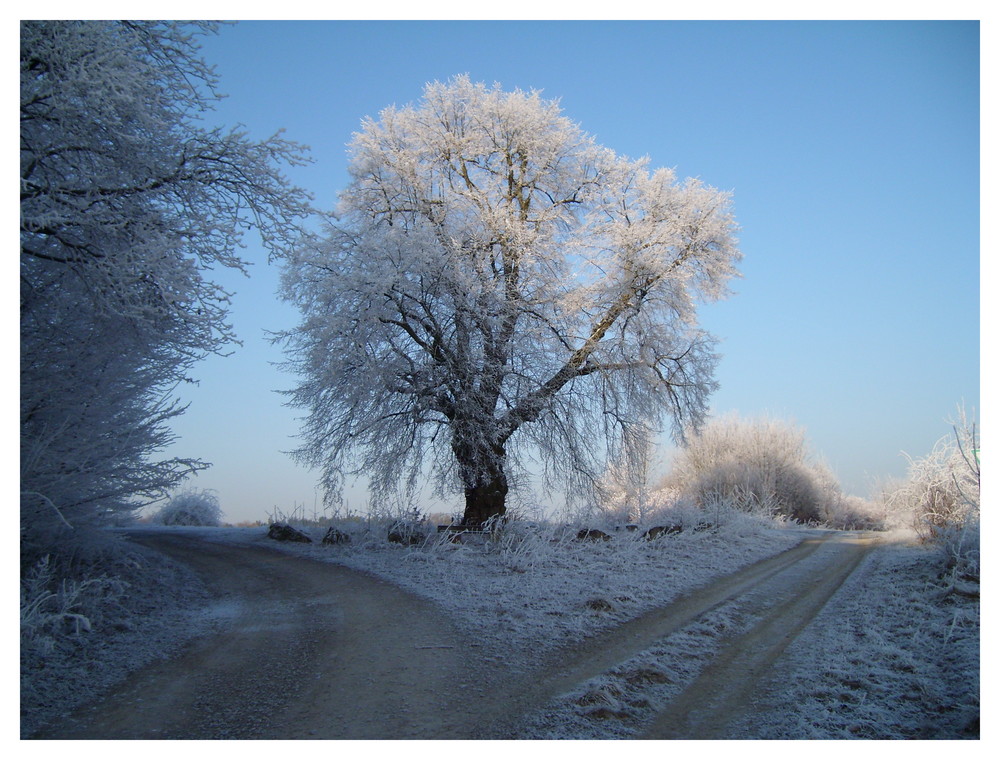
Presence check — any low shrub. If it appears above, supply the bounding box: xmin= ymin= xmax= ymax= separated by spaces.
xmin=153 ymin=489 xmax=223 ymax=527
xmin=810 ymin=492 xmax=886 ymax=531
xmin=20 ymin=555 xmax=128 ymax=656
xmin=874 ymin=411 xmax=978 ymax=525
xmin=665 ymin=415 xmax=842 ymax=524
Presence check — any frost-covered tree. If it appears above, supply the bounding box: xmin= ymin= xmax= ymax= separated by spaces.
xmin=279 ymin=76 xmax=740 ymax=525
xmin=20 ymin=21 xmax=311 ymax=543
xmin=595 ymin=426 xmax=659 ymax=523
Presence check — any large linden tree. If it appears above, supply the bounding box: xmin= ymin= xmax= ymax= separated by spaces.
xmin=280 ymin=76 xmax=741 ymax=525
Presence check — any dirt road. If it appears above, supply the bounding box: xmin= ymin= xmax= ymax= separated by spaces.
xmin=36 ymin=530 xmax=876 ymax=739
xmin=641 ymin=531 xmax=875 ymax=738
xmin=37 ymin=534 xmax=508 ymax=739
xmin=489 ymin=530 xmax=879 ymax=738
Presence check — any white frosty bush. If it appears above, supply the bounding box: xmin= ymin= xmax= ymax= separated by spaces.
xmin=909 ymin=410 xmax=979 ymax=541
xmin=665 ymin=415 xmax=843 ymax=524
xmin=154 ymin=489 xmax=223 ymax=527
xmin=820 ymin=493 xmax=886 ymax=530
xmin=874 ymin=406 xmax=980 ymax=579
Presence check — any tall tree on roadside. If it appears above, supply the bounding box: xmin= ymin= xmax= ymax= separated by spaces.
xmin=279 ymin=76 xmax=740 ymax=525
xmin=20 ymin=21 xmax=312 ymax=544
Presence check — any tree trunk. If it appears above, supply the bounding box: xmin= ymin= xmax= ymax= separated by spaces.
xmin=453 ymin=436 xmax=508 ymax=527
xmin=462 ymin=471 xmax=508 ymax=527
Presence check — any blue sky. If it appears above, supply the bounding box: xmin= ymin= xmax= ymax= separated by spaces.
xmin=159 ymin=20 xmax=981 ymax=523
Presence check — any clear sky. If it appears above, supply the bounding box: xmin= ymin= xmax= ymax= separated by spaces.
xmin=157 ymin=19 xmax=981 ymax=524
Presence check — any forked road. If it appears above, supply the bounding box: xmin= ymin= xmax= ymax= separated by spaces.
xmin=36 ymin=530 xmax=877 ymax=739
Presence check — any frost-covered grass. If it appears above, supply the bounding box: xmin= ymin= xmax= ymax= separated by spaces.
xmin=509 ymin=531 xmax=980 ymax=739
xmin=20 ymin=535 xmax=218 ymax=738
xmin=197 ymin=512 xmax=805 ymax=665
xmin=182 ymin=517 xmax=981 ymax=739
xmin=515 ymin=602 xmax=748 ymax=738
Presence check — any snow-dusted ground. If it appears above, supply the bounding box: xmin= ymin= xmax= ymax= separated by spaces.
xmin=21 ymin=517 xmax=979 ymax=739
xmin=506 ymin=531 xmax=980 ymax=739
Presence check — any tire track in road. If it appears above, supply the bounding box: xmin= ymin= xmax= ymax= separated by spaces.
xmin=640 ymin=532 xmax=875 ymax=739
xmin=483 ymin=534 xmax=830 ymax=725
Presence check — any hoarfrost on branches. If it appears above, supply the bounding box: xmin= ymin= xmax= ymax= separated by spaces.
xmin=279 ymin=75 xmax=741 ymax=525
xmin=154 ymin=489 xmax=225 ymax=527
xmin=20 ymin=21 xmax=312 ymax=544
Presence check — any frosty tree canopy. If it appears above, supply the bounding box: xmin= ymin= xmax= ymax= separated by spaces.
xmin=279 ymin=75 xmax=742 ymax=525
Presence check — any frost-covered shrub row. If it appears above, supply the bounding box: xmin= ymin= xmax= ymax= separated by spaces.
xmin=659 ymin=415 xmax=844 ymax=524
xmin=154 ymin=489 xmax=224 ymax=527
xmin=593 ymin=413 xmax=893 ymax=530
